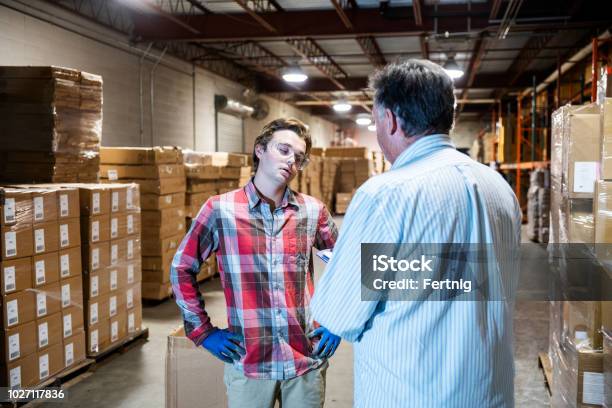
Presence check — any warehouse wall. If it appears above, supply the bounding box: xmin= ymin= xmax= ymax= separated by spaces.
xmin=0 ymin=1 xmax=335 ymax=152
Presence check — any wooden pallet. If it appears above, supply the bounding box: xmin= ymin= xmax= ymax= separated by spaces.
xmin=538 ymin=352 xmax=553 ymax=396
xmin=87 ymin=328 xmax=149 ymax=361
xmin=3 ymin=358 xmax=95 ymax=407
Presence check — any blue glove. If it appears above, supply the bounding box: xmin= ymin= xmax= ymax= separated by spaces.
xmin=201 ymin=328 xmax=245 ymax=364
xmin=308 ymin=326 xmax=341 ymax=359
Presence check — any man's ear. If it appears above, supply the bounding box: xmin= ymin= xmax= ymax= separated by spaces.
xmin=384 ymin=108 xmax=398 ymax=135
xmin=255 ymin=144 xmax=264 ymax=160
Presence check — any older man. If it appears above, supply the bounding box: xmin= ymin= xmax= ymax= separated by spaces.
xmin=311 ymin=60 xmax=522 ymax=407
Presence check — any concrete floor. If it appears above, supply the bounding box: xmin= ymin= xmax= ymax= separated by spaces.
xmin=43 ymin=222 xmax=551 ymax=407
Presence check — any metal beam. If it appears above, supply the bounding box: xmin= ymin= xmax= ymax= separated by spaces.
xmin=508 ymin=34 xmax=555 ymax=86
xmin=356 ymin=36 xmax=386 ymax=68
xmin=47 ymin=0 xmax=134 ymax=35
xmin=233 ymin=0 xmax=278 ymax=33
xmin=412 ymin=0 xmax=423 ymax=26
xmin=286 ymin=38 xmax=348 ymax=90
xmin=489 ymin=0 xmax=502 ymax=20
xmin=203 ymin=41 xmax=287 ymax=78
xmin=459 ymin=33 xmax=489 ymax=102
xmin=330 ymin=0 xmax=354 ymax=30
xmin=419 ymin=34 xmax=429 ymax=60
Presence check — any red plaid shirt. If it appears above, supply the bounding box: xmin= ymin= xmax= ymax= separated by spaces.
xmin=171 ymin=180 xmax=338 ymax=379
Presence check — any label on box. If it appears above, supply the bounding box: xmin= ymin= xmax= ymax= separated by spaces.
xmin=4 ymin=198 xmax=15 ymax=223
xmin=109 ymin=296 xmax=117 ymax=316
xmin=60 ymin=194 xmax=69 ymax=217
xmin=127 ymin=240 xmax=134 ymax=259
xmin=65 ymin=343 xmax=74 ymax=367
xmin=37 ymin=293 xmax=47 ymax=317
xmin=9 ymin=333 xmax=20 ymax=361
xmin=39 ymin=354 xmax=49 ymax=379
xmin=7 ymin=299 xmax=19 ymax=326
xmin=178 ymin=222 xmax=184 ymax=231
xmin=92 ymin=192 xmax=100 ymax=213
xmin=38 ymin=322 xmax=49 ymax=348
xmin=128 ymin=312 xmax=135 ymax=332
xmin=10 ymin=366 xmax=21 ymax=389
xmin=34 ymin=196 xmax=44 ymax=221
xmin=4 ymin=266 xmax=16 ymax=292
xmin=111 ymin=244 xmax=118 ymax=265
xmin=60 ymin=254 xmax=70 ymax=277
xmin=127 ymin=188 xmax=133 ymax=209
xmin=5 ymin=231 xmax=17 ymax=257
xmin=165 ymin=195 xmax=172 ymax=204
xmin=127 ymin=264 xmax=134 ymax=284
xmin=573 ymin=162 xmax=598 ymax=193
xmin=90 ymin=303 xmax=98 ymax=325
xmin=111 ymin=218 xmax=118 ymax=238
xmin=107 ymin=169 xmax=118 ymax=181
xmin=112 ymin=192 xmax=119 ymax=212
xmin=582 ymin=372 xmax=604 ymax=405
xmin=92 ymin=248 xmax=100 ymax=271
xmin=127 ymin=288 xmax=134 ymax=308
xmin=111 ymin=320 xmax=118 ymax=342
xmin=90 ymin=330 xmax=99 ymax=353
xmin=127 ymin=215 xmax=134 ymax=234
xmin=91 ymin=276 xmax=99 ymax=297
xmin=35 ymin=260 xmax=46 ymax=285
xmin=60 ymin=224 xmax=69 ymax=247
xmin=110 ymin=270 xmax=117 ymax=290
xmin=35 ymin=228 xmax=45 ymax=253
xmin=62 ymin=283 xmax=70 ymax=307
xmin=92 ymin=220 xmax=100 ymax=242
xmin=63 ymin=314 xmax=72 ymax=338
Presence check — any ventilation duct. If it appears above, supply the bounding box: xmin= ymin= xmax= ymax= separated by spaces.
xmin=215 ymin=95 xmax=254 ymax=118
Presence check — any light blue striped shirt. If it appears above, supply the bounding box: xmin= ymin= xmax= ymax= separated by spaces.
xmin=311 ymin=135 xmax=522 ymax=407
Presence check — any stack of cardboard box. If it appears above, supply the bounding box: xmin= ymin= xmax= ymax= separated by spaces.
xmin=526 ymin=168 xmax=550 ymax=243
xmin=77 ymin=184 xmax=143 ymax=356
xmin=183 ymin=151 xmax=220 ymax=221
xmin=325 ymin=147 xmax=372 ymax=214
xmin=1 ymin=186 xmax=86 ymax=389
xmin=549 ymin=101 xmax=612 ymax=407
xmin=99 ymin=147 xmax=185 ymax=301
xmin=301 ymin=148 xmax=324 ymax=202
xmin=0 ymin=67 xmax=102 ymax=183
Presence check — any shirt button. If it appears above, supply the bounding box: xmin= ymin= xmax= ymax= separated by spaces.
xmin=276 ymin=309 xmax=281 ymax=315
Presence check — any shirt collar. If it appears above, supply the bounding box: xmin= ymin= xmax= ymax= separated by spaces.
xmin=245 ymin=178 xmax=300 ymax=210
xmin=391 ymin=134 xmax=455 ymax=170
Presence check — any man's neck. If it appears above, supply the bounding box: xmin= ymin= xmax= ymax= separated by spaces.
xmin=253 ymin=171 xmax=286 ymax=209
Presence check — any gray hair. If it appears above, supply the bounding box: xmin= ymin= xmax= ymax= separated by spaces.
xmin=369 ymin=59 xmax=456 ymax=137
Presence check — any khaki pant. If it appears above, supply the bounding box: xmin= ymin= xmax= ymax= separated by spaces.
xmin=223 ymin=362 xmax=328 ymax=408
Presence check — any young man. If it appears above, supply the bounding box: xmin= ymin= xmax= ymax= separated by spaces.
xmin=171 ymin=118 xmax=340 ymax=408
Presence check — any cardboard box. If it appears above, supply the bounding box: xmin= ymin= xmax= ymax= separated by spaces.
xmin=32 ymin=252 xmax=59 ymax=288
xmin=100 ymin=164 xmax=185 ymax=180
xmin=126 ymin=212 xmax=141 ymax=237
xmin=220 ymin=166 xmax=251 ymax=180
xmin=100 ymin=146 xmax=183 ymax=165
xmin=1 ymin=257 xmax=32 ymax=295
xmin=126 ymin=183 xmax=140 ymax=211
xmin=141 ymin=208 xmax=185 ymax=226
xmin=566 ymin=105 xmax=600 ymax=199
xmin=81 ymin=215 xmax=110 ymax=244
xmin=32 ymin=222 xmax=59 ymax=255
xmin=108 ymin=267 xmax=121 ymax=293
xmin=0 ymin=189 xmax=32 ymax=228
xmin=109 ymin=238 xmax=138 ymax=267
xmin=325 ymin=147 xmax=368 ymax=158
xmin=143 ymin=248 xmax=176 ymax=272
xmin=63 ymin=331 xmax=86 ymax=368
xmin=0 ymin=320 xmax=37 ymax=363
xmin=1 ymin=225 xmax=34 ymax=260
xmin=125 ymin=177 xmax=186 ymax=195
xmin=86 ymin=295 xmax=109 ymax=327
xmin=37 ymin=342 xmax=63 ymax=381
xmin=602 ymin=301 xmax=612 ymax=332
xmin=35 ymin=282 xmax=61 ymax=319
xmin=141 ymin=282 xmax=172 ymax=300
xmin=62 ymin=305 xmax=84 ymax=339
xmin=109 ymin=310 xmax=127 ymax=344
xmin=82 ymin=242 xmax=110 ymax=274
xmin=118 ymin=261 xmax=141 ymax=287
xmin=0 ymin=351 xmax=38 ymax=388
xmin=125 ymin=283 xmax=141 ymax=310
xmin=56 ymin=187 xmax=79 ymax=219
xmin=30 ymin=189 xmax=58 ymax=224
xmin=552 ymin=342 xmax=604 ymax=407
xmin=187 ymin=180 xmax=218 ymax=194
xmin=60 ymin=276 xmax=83 ymax=310
xmin=142 ymin=222 xmax=185 ymax=241
xmin=568 ymin=199 xmax=595 ymax=244
xmin=58 ymin=218 xmax=80 ymax=250
xmin=142 ymin=233 xmax=182 ymax=257
xmin=185 ymin=164 xmax=221 ymax=180
xmin=79 ymin=186 xmax=111 ymax=216
xmin=595 ymin=180 xmax=612 ymax=243
xmin=58 ymin=246 xmax=82 ymax=280
xmin=564 ymin=301 xmax=602 ymax=349
xmin=3 ymin=290 xmax=37 ymax=329
xmin=108 ymin=185 xmax=127 ymax=213
xmin=84 ymin=268 xmax=110 ymax=299
xmin=166 ymin=326 xmax=227 ymax=408
xmin=600 ymin=98 xmax=612 ymax=181
xmin=107 ymin=293 xmax=126 ymax=319
xmin=87 ymin=318 xmax=110 ymax=355
xmin=127 ymin=304 xmax=142 ymax=334
xmin=141 ymin=192 xmax=185 ymax=210
xmin=36 ymin=312 xmax=62 ymax=351
xmin=109 ymin=214 xmax=128 ymax=240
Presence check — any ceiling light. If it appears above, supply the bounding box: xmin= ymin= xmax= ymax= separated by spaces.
xmin=333 ymin=100 xmax=352 ymax=112
xmin=355 ymin=114 xmax=372 ymax=126
xmin=443 ymin=56 xmax=464 ymax=79
xmin=282 ymin=65 xmax=308 ymax=83
xmin=368 ymin=124 xmax=376 ymax=132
